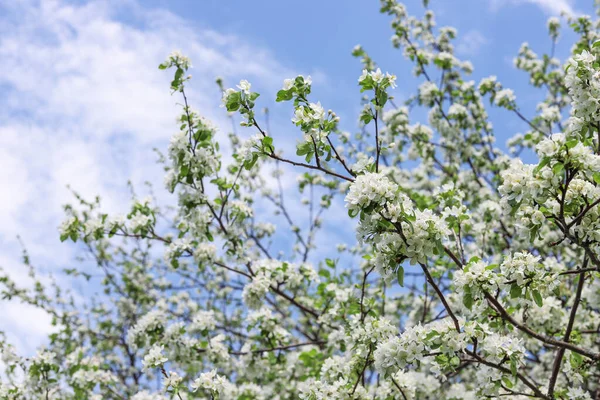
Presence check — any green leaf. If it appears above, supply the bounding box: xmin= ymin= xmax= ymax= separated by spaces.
xmin=304 ymin=151 xmax=314 ymax=163
xmin=376 ymin=91 xmax=388 ymax=108
xmin=552 ymin=162 xmax=564 ymax=175
xmin=262 ymin=136 xmax=274 ymax=152
xmin=570 ymin=352 xmax=583 ymax=369
xmin=510 ymin=283 xmax=522 ymax=299
xmin=565 ymin=139 xmax=578 ymax=149
xmin=397 ymin=265 xmax=405 ymax=287
xmin=318 ymin=269 xmax=330 ymax=279
xmin=468 ymin=256 xmax=481 ymax=264
xmin=276 ymin=89 xmax=294 ymax=102
xmin=424 ymin=330 xmax=439 ymax=341
xmin=532 ymin=289 xmax=543 ymax=307
xmin=225 ymin=92 xmax=242 ymax=112
xmin=171 ymin=67 xmax=184 ymax=89
xmin=534 ymin=157 xmax=550 ymax=174
xmin=462 ymin=291 xmax=474 ymax=310
xmin=502 ymin=376 xmax=514 ymax=389
xmin=296 ymin=142 xmax=312 ymax=156
xmin=360 ymin=112 xmax=373 ymax=125
xmin=510 ymin=359 xmax=518 ymax=376
xmin=450 ymin=356 xmax=460 ymax=367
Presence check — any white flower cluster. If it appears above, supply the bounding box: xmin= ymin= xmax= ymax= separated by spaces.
xmin=130 ymin=391 xmax=168 ymax=400
xmin=351 ymin=154 xmax=374 ymax=174
xmin=291 ymin=101 xmax=339 ymax=145
xmin=142 ymin=344 xmax=168 ymax=371
xmin=189 ymin=310 xmax=216 ymax=333
xmin=478 ymin=76 xmax=499 ymax=95
xmin=242 ymin=260 xmax=317 ymax=308
xmin=31 ymin=350 xmax=57 ymax=367
xmin=453 ymin=259 xmax=501 ymax=303
xmin=480 ymin=332 xmax=526 ymax=365
xmin=164 ymin=237 xmax=193 ymax=265
xmin=565 ymin=50 xmax=600 ymax=122
xmin=66 ymin=349 xmax=117 ymax=389
xmin=237 ymin=133 xmax=262 ymax=163
xmin=419 ymin=81 xmax=439 ymax=106
xmin=447 ymin=103 xmax=468 ymax=119
xmin=537 ymin=133 xmax=600 ymax=172
xmin=345 ymin=315 xmax=397 ymax=349
xmin=358 ymin=68 xmax=397 ymax=89
xmin=161 ymin=50 xmax=192 ymax=70
xmin=454 ymin=252 xmax=560 ymax=310
xmin=347 ymin=171 xmax=450 ymax=269
xmin=547 ymin=17 xmax=560 ymax=39
xmin=403 ymin=209 xmax=449 ymax=264
xmin=499 ymin=160 xmax=550 ymax=204
xmin=494 ymin=88 xmax=516 ymax=108
xmin=162 ymin=371 xmax=183 ymax=391
xmin=167 ymin=116 xmax=219 ymax=184
xmin=345 ymin=172 xmax=398 ymax=213
xmin=190 ymin=369 xmax=231 ymax=395
xmin=500 ymin=251 xmax=559 ymax=295
xmin=281 ymin=75 xmax=312 ymax=91
xmin=377 ymin=370 xmax=441 ymax=400
xmin=71 ymin=365 xmax=116 ymax=389
xmin=514 ymin=42 xmax=545 ymax=80
xmin=406 ymin=123 xmax=434 ymax=160
xmin=242 ymin=274 xmax=271 ymax=309
xmin=538 ymin=103 xmax=561 ymax=123
xmin=193 ymin=242 xmax=217 ymax=264
xmin=299 ymin=378 xmax=369 ymax=400
xmin=127 ymin=309 xmax=166 ymax=348
xmin=130 ymin=211 xmax=153 ymax=232
xmin=374 ymin=319 xmax=467 ymax=377
xmin=247 ymin=308 xmax=291 ymax=343
xmin=292 ymin=102 xmax=326 ymax=125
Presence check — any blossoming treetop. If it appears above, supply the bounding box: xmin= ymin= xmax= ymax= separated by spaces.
xmin=2 ymin=0 xmax=600 ymax=399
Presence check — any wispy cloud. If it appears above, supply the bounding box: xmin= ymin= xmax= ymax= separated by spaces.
xmin=490 ymin=0 xmax=575 ymax=16
xmin=0 ymin=0 xmax=312 ymax=354
xmin=456 ymin=30 xmax=489 ymax=56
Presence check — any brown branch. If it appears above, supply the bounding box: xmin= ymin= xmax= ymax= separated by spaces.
xmin=326 ymin=136 xmax=355 ymax=177
xmin=230 ymin=341 xmax=324 ymax=355
xmin=464 ymin=350 xmax=548 ymax=399
xmin=266 ymin=152 xmax=354 ymax=182
xmin=419 ymin=262 xmax=460 ymax=332
xmin=547 ymin=258 xmax=588 ymax=397
xmin=484 ymin=292 xmax=599 ymax=361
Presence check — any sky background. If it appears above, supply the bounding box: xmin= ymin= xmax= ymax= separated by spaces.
xmin=0 ymin=0 xmax=594 ymax=354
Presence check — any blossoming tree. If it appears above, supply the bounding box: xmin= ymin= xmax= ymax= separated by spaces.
xmin=2 ymin=1 xmax=600 ymax=399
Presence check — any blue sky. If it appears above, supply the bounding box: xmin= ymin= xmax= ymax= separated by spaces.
xmin=0 ymin=0 xmax=591 ymax=353
xmin=136 ymin=0 xmax=589 ymax=115
xmin=128 ymin=0 xmax=593 ymax=156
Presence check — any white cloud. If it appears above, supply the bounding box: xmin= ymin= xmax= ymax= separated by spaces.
xmin=0 ymin=0 xmax=319 ymax=355
xmin=490 ymin=0 xmax=575 ymax=15
xmin=456 ymin=30 xmax=488 ymax=56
